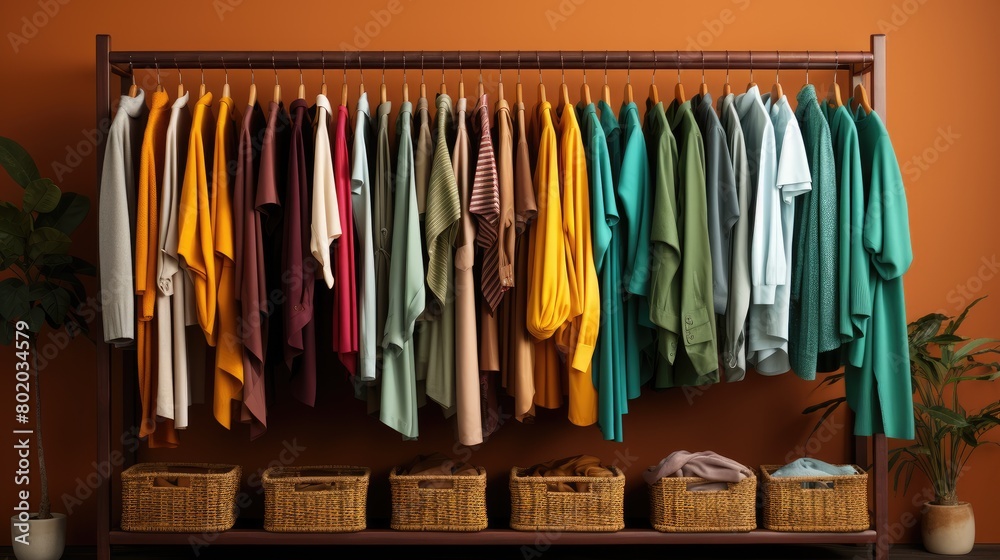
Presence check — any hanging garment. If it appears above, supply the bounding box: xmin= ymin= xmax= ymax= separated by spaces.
xmin=453 ymin=96 xmax=484 ymax=446
xmin=411 ymin=95 xmax=433 ymax=403
xmin=256 ymin=101 xmax=291 ymax=402
xmin=661 ymin=99 xmax=719 ymax=387
xmin=751 ymin=91 xmax=811 ymax=375
xmin=100 ymin=90 xmax=147 ymax=345
xmin=691 ymin=93 xmax=739 ymax=316
xmin=177 ymin=92 xmax=218 ymax=346
xmin=331 ymin=102 xmax=359 ymax=376
xmin=352 ymin=93 xmax=377 ymax=384
xmin=789 ymin=84 xmax=840 ymax=381
xmin=283 ymin=98 xmax=317 ymax=406
xmin=471 ymin=93 xmax=503 ymax=439
xmin=717 ymin=93 xmax=752 ymax=382
xmin=821 ymin=102 xmax=870 ymax=368
xmin=136 ymin=90 xmax=177 ymax=448
xmin=373 ymin=100 xmax=394 ymax=380
xmin=527 ymin=100 xmax=569 ymax=410
xmin=422 ymin=93 xmax=460 ymax=412
xmin=579 ymin=101 xmax=626 ymax=442
xmin=616 ymin=101 xmax=655 ymax=398
xmin=643 ymin=100 xmax=682 ymax=384
xmin=845 ymin=107 xmax=914 ymax=440
xmin=554 ymin=95 xmax=600 ymax=427
xmin=310 ymin=94 xmax=342 ymax=289
xmin=156 ymin=91 xmax=193 ymax=429
xmin=211 ymin=94 xmax=245 ymax=428
xmin=380 ymin=100 xmax=425 ymax=439
xmin=234 ymin=100 xmax=267 ymax=438
xmin=498 ymin=96 xmax=537 ymax=423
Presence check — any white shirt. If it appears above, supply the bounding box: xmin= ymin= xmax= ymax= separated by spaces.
xmin=155 ymin=92 xmax=193 ymax=427
xmin=752 ymin=92 xmax=812 ymax=375
xmin=352 ymin=93 xmax=377 ymax=381
xmin=310 ymin=94 xmax=342 ymax=289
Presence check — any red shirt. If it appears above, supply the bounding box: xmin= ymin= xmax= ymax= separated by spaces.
xmin=331 ymin=104 xmax=359 ymax=375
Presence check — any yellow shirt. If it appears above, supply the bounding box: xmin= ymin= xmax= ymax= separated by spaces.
xmin=555 ymin=94 xmax=599 ymax=426
xmin=527 ymin=101 xmax=569 ymax=410
xmin=211 ymin=96 xmax=244 ymax=429
xmin=136 ymin=90 xmax=177 ymax=448
xmin=177 ymin=93 xmax=217 ymax=345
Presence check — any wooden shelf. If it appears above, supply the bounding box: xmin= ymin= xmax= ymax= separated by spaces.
xmin=110 ymin=528 xmax=877 ymax=546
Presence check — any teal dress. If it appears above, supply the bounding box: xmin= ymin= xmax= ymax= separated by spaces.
xmin=845 ymin=106 xmax=914 ymax=440
xmin=580 ymin=102 xmax=627 ymax=442
xmin=616 ymin=101 xmax=655 ymax=398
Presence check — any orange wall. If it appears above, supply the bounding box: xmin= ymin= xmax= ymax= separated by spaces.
xmin=1 ymin=0 xmax=999 ymax=548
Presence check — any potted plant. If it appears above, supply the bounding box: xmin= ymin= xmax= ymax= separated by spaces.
xmin=804 ymin=298 xmax=1000 ymax=555
xmin=1 ymin=136 xmax=94 ymax=560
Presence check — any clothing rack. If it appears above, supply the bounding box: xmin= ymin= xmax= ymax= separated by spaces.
xmin=94 ymin=33 xmax=889 ymax=560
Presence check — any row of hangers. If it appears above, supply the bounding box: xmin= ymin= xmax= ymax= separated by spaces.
xmin=125 ymin=50 xmax=872 ymax=116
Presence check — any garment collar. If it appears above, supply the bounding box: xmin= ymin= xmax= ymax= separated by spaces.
xmin=171 ymin=91 xmax=189 ymax=110
xmin=315 ymin=93 xmax=333 ymax=115
xmin=356 ymin=91 xmax=370 ymax=117
xmin=118 ymin=89 xmax=147 ymax=118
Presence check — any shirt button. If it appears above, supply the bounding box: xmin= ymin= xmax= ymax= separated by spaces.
xmin=293 ymin=305 xmax=302 ymax=311
xmin=685 ymin=316 xmax=694 ymax=325
xmin=686 ymin=333 xmax=694 ymax=343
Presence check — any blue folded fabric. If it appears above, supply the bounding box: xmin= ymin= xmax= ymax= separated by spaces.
xmin=772 ymin=458 xmax=857 ymax=478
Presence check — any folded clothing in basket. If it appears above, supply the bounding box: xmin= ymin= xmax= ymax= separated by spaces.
xmin=772 ymin=458 xmax=857 ymax=478
xmin=401 ymin=453 xmax=479 ymax=488
xmin=643 ymin=451 xmax=752 ymax=491
xmin=524 ymin=455 xmax=615 ymax=492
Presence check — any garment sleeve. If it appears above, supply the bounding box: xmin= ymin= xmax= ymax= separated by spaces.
xmin=846 ymin=132 xmax=872 ymax=340
xmin=648 ymin=136 xmax=681 ymax=337
xmin=864 ymin=136 xmax=913 ymax=281
xmin=310 ymin=109 xmax=340 ymax=288
xmin=98 ymin=127 xmax=135 ymax=345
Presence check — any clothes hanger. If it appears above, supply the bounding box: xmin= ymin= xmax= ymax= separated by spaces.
xmin=320 ymin=52 xmax=328 ymax=97
xmin=746 ymin=50 xmax=756 ymax=92
xmin=419 ymin=52 xmax=427 ymax=99
xmin=199 ymin=57 xmax=207 ymax=98
xmin=649 ymin=51 xmax=661 ymax=105
xmin=154 ymin=58 xmax=165 ymax=93
xmin=827 ymin=51 xmax=843 ymax=108
xmin=297 ymin=55 xmax=306 ymax=100
xmin=722 ymin=50 xmax=732 ymax=97
xmin=515 ymin=51 xmax=523 ymax=106
xmin=580 ymin=52 xmax=591 ymax=106
xmin=128 ymin=57 xmax=139 ymax=97
xmin=380 ymin=52 xmax=387 ymax=105
xmin=623 ymin=50 xmax=633 ymax=104
xmin=477 ymin=51 xmax=485 ymax=98
xmin=770 ymin=51 xmax=783 ymax=101
xmin=175 ymin=59 xmax=185 ymax=99
xmin=402 ymin=53 xmax=409 ymax=103
xmin=601 ymin=50 xmax=612 ymax=106
xmin=341 ymin=54 xmax=349 ymax=107
xmin=672 ymin=51 xmax=685 ymax=104
xmin=497 ymin=52 xmax=504 ymax=103
xmin=537 ymin=52 xmax=547 ymax=105
xmin=247 ymin=58 xmax=257 ymax=107
xmin=805 ymin=51 xmax=816 ymax=105
xmin=358 ymin=52 xmax=366 ymax=97
xmin=851 ymin=80 xmax=872 ymax=114
xmin=221 ymin=57 xmax=230 ymax=99
xmin=698 ymin=51 xmax=709 ymax=96
xmin=458 ymin=52 xmax=465 ymax=99
xmin=272 ymin=54 xmax=281 ymax=105
xmin=439 ymin=53 xmax=447 ymax=96
xmin=557 ymin=51 xmax=570 ymax=113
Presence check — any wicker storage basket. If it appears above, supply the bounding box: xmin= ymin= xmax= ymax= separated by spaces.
xmin=649 ymin=474 xmax=757 ymax=532
xmin=389 ymin=465 xmax=488 ymax=531
xmin=120 ymin=463 xmax=240 ymax=532
xmin=760 ymin=464 xmax=870 ymax=532
xmin=509 ymin=466 xmax=625 ymax=532
xmin=262 ymin=466 xmax=369 ymax=533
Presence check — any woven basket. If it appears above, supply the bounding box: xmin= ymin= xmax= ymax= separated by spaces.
xmin=760 ymin=464 xmax=870 ymax=532
xmin=121 ymin=463 xmax=240 ymax=533
xmin=389 ymin=466 xmax=488 ymax=531
xmin=649 ymin=474 xmax=757 ymax=532
xmin=263 ymin=466 xmax=369 ymax=533
xmin=509 ymin=466 xmax=625 ymax=532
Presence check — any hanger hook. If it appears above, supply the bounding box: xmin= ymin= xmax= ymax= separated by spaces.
xmin=749 ymin=50 xmax=753 ymax=83
xmin=359 ymin=51 xmax=364 ymax=85
xmin=220 ymin=56 xmax=226 ymax=85
xmin=581 ymin=51 xmax=586 ymax=85
xmin=626 ymin=50 xmax=631 ymax=84
xmin=199 ymin=55 xmax=205 ymax=86
xmin=479 ymin=50 xmax=483 ymax=84
xmin=402 ymin=52 xmax=406 ymax=84
xmin=498 ymin=51 xmax=502 ymax=84
xmin=344 ymin=51 xmax=348 ymax=84
xmin=154 ymin=56 xmax=161 ymax=86
xmin=459 ymin=51 xmax=463 ymax=84
xmin=805 ymin=50 xmax=809 ymax=84
xmin=517 ymin=50 xmax=521 ymax=82
xmin=175 ymin=57 xmax=182 ymax=86
xmin=560 ymin=51 xmax=565 ymax=83
xmin=441 ymin=53 xmax=446 ymax=85
xmin=297 ymin=54 xmax=303 ymax=86
xmin=834 ymin=50 xmax=839 ymax=83
xmin=537 ymin=52 xmax=543 ymax=83
xmin=776 ymin=50 xmax=780 ymax=84
xmin=381 ymin=51 xmax=386 ymax=84
xmin=321 ymin=51 xmax=326 ymax=86
xmin=248 ymin=57 xmax=253 ymax=85
xmin=676 ymin=50 xmax=682 ymax=84
xmin=420 ymin=51 xmax=425 ymax=84
xmin=651 ymin=50 xmax=656 ymax=84
xmin=272 ymin=53 xmax=278 ymax=86
xmin=604 ymin=50 xmax=609 ymax=85
xmin=725 ymin=50 xmax=730 ymax=83
xmin=129 ymin=55 xmax=136 ymax=87
xmin=701 ymin=51 xmax=706 ymax=84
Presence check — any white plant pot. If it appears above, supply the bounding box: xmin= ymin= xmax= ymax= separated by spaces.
xmin=10 ymin=513 xmax=66 ymax=560
xmin=922 ymin=502 xmax=975 ymax=555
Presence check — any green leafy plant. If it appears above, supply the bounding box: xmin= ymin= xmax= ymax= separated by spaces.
xmin=0 ymin=136 xmax=94 ymax=520
xmin=803 ymin=298 xmax=1000 ymax=506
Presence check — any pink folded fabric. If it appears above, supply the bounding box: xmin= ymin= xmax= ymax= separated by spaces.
xmin=643 ymin=450 xmax=752 ymax=486
xmin=401 ymin=453 xmax=479 ymax=488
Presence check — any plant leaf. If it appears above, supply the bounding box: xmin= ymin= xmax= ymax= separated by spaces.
xmin=802 ymin=397 xmax=846 ymax=415
xmin=926 ymin=334 xmax=965 ymax=345
xmin=946 ymin=296 xmax=988 ymax=335
xmin=69 ymin=256 xmax=96 ymax=276
xmin=0 ymin=136 xmax=41 ymax=188
xmin=22 ymin=178 xmax=61 ymax=213
xmin=26 ymin=227 xmax=71 ymax=261
xmin=40 ymin=286 xmax=70 ymax=326
xmin=953 ymin=338 xmax=1000 ymax=362
xmin=0 ymin=277 xmax=29 ymax=321
xmin=33 ymin=192 xmax=89 ymax=235
xmin=0 ymin=202 xmax=31 ymax=238
xmin=917 ymin=403 xmax=970 ymax=428
xmin=909 ymin=313 xmax=946 ymax=345
xmin=39 ymin=253 xmax=73 ymax=267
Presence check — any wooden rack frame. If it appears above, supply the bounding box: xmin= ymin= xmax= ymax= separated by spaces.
xmin=94 ymin=33 xmax=889 ymax=560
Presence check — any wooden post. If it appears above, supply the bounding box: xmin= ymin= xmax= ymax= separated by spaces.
xmin=95 ymin=33 xmax=112 ymax=560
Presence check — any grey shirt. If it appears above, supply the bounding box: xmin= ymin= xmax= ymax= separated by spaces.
xmin=99 ymin=90 xmax=148 ymax=345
